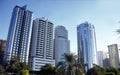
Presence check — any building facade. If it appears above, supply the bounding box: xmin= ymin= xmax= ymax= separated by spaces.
xmin=0 ymin=39 xmax=6 ymax=65
xmin=97 ymin=51 xmax=104 ymax=67
xmin=108 ymin=44 xmax=119 ymax=68
xmin=97 ymin=51 xmax=110 ymax=67
xmin=30 ymin=18 xmax=55 ymax=71
xmin=4 ymin=5 xmax=33 ymax=64
xmin=77 ymin=22 xmax=97 ymax=71
xmin=54 ymin=26 xmax=70 ymax=65
xmin=103 ymin=52 xmax=110 ymax=67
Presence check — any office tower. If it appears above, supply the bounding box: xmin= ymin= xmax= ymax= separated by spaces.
xmin=103 ymin=52 xmax=110 ymax=67
xmin=4 ymin=5 xmax=33 ymax=64
xmin=118 ymin=48 xmax=120 ymax=64
xmin=0 ymin=39 xmax=6 ymax=65
xmin=97 ymin=51 xmax=110 ymax=67
xmin=97 ymin=51 xmax=104 ymax=67
xmin=108 ymin=44 xmax=119 ymax=68
xmin=54 ymin=26 xmax=70 ymax=65
xmin=77 ymin=22 xmax=97 ymax=71
xmin=30 ymin=18 xmax=55 ymax=71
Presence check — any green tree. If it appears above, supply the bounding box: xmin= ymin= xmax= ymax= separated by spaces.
xmin=39 ymin=64 xmax=58 ymax=75
xmin=57 ymin=61 xmax=67 ymax=75
xmin=20 ymin=70 xmax=29 ymax=75
xmin=57 ymin=53 xmax=85 ymax=75
xmin=86 ymin=65 xmax=106 ymax=75
xmin=106 ymin=67 xmax=120 ymax=75
xmin=0 ymin=65 xmax=4 ymax=73
xmin=5 ymin=56 xmax=30 ymax=74
xmin=5 ymin=57 xmax=21 ymax=73
xmin=75 ymin=63 xmax=85 ymax=75
xmin=20 ymin=62 xmax=30 ymax=70
xmin=61 ymin=53 xmax=77 ymax=75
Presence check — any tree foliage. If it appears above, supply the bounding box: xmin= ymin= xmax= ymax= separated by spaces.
xmin=39 ymin=64 xmax=58 ymax=75
xmin=20 ymin=70 xmax=29 ymax=75
xmin=20 ymin=62 xmax=30 ymax=70
xmin=106 ymin=67 xmax=120 ymax=75
xmin=0 ymin=65 xmax=4 ymax=73
xmin=5 ymin=58 xmax=21 ymax=73
xmin=86 ymin=65 xmax=106 ymax=75
xmin=57 ymin=53 xmax=85 ymax=75
xmin=5 ymin=56 xmax=30 ymax=74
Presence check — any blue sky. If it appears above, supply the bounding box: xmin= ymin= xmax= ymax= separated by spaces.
xmin=0 ymin=0 xmax=120 ymax=53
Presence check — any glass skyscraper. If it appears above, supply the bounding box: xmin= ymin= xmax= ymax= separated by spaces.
xmin=4 ymin=5 xmax=33 ymax=64
xmin=54 ymin=26 xmax=70 ymax=65
xmin=77 ymin=22 xmax=97 ymax=71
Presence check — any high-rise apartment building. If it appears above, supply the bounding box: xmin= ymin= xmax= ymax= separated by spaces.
xmin=77 ymin=22 xmax=97 ymax=71
xmin=54 ymin=26 xmax=70 ymax=65
xmin=108 ymin=44 xmax=119 ymax=68
xmin=4 ymin=5 xmax=33 ymax=64
xmin=30 ymin=18 xmax=55 ymax=71
xmin=103 ymin=52 xmax=110 ymax=67
xmin=0 ymin=39 xmax=6 ymax=65
xmin=97 ymin=51 xmax=104 ymax=67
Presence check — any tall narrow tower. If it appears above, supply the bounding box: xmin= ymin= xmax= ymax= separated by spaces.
xmin=30 ymin=18 xmax=55 ymax=71
xmin=97 ymin=51 xmax=104 ymax=67
xmin=108 ymin=44 xmax=119 ymax=68
xmin=54 ymin=26 xmax=70 ymax=65
xmin=4 ymin=5 xmax=33 ymax=64
xmin=77 ymin=22 xmax=97 ymax=71
xmin=0 ymin=39 xmax=6 ymax=65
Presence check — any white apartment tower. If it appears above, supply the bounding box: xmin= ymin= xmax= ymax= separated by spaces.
xmin=30 ymin=18 xmax=55 ymax=71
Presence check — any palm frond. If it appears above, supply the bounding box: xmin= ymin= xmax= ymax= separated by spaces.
xmin=116 ymin=29 xmax=120 ymax=34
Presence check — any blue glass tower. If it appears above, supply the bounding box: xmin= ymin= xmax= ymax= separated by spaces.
xmin=77 ymin=22 xmax=97 ymax=71
xmin=4 ymin=5 xmax=33 ymax=64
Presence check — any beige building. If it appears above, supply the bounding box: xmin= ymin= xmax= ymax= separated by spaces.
xmin=108 ymin=44 xmax=119 ymax=68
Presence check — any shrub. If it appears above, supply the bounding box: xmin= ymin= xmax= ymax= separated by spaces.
xmin=20 ymin=70 xmax=29 ymax=75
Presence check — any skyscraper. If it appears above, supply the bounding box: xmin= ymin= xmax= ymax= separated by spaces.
xmin=0 ymin=39 xmax=6 ymax=65
xmin=54 ymin=26 xmax=70 ymax=65
xmin=77 ymin=22 xmax=97 ymax=71
xmin=97 ymin=51 xmax=104 ymax=67
xmin=108 ymin=44 xmax=119 ymax=68
xmin=30 ymin=18 xmax=55 ymax=71
xmin=103 ymin=52 xmax=110 ymax=67
xmin=4 ymin=5 xmax=33 ymax=64
xmin=97 ymin=51 xmax=110 ymax=67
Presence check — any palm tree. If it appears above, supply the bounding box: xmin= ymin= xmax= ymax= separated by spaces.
xmin=75 ymin=63 xmax=85 ymax=75
xmin=57 ymin=53 xmax=85 ymax=75
xmin=5 ymin=56 xmax=30 ymax=74
xmin=5 ymin=56 xmax=21 ymax=74
xmin=116 ymin=29 xmax=120 ymax=34
xmin=62 ymin=53 xmax=77 ymax=75
xmin=57 ymin=61 xmax=67 ymax=75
